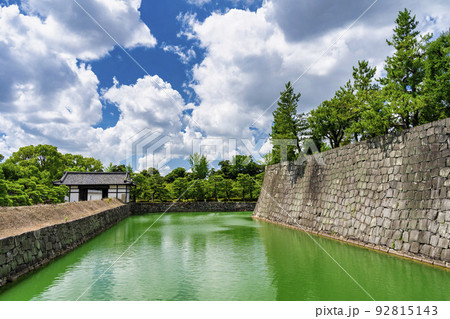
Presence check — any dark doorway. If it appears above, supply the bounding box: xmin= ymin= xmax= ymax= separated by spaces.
xmin=78 ymin=186 xmax=109 ymax=201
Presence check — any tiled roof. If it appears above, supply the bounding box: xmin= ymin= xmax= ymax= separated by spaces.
xmin=53 ymin=172 xmax=134 ymax=186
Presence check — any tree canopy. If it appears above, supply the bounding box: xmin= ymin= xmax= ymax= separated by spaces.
xmin=0 ymin=145 xmax=104 ymax=206
xmin=271 ymin=9 xmax=449 ymax=154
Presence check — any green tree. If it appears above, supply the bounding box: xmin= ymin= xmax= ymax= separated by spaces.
xmin=147 ymin=173 xmax=167 ymax=202
xmin=0 ymin=154 xmax=4 ymax=163
xmin=222 ymin=178 xmax=234 ymax=201
xmin=164 ymin=167 xmax=186 ymax=183
xmin=5 ymin=181 xmax=29 ymax=206
xmin=308 ymin=84 xmax=355 ymax=149
xmin=252 ymin=171 xmax=265 ymax=200
xmin=380 ymin=9 xmax=429 ymax=129
xmin=171 ymin=177 xmax=189 ymax=199
xmin=188 ymin=153 xmax=209 ymax=179
xmin=64 ymin=154 xmax=103 ymax=172
xmin=270 ymin=82 xmax=302 ymax=163
xmin=6 ymin=144 xmax=65 ymax=182
xmin=0 ymin=168 xmax=12 ymax=206
xmin=190 ymin=179 xmax=206 ymax=201
xmin=130 ymin=172 xmax=148 ymax=201
xmin=229 ymin=155 xmax=263 ymax=178
xmin=130 ymin=168 xmax=168 ymax=202
xmin=235 ymin=173 xmax=255 ymax=201
xmin=348 ymin=60 xmax=391 ymax=139
xmin=422 ymin=30 xmax=450 ymax=120
xmin=207 ymin=174 xmax=224 ymax=201
xmin=105 ymin=163 xmax=128 ymax=172
xmin=218 ymin=160 xmax=233 ymax=179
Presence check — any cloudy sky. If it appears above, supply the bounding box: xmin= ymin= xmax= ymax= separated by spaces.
xmin=0 ymin=0 xmax=449 ymax=173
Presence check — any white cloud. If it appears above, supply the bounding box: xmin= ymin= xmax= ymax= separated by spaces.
xmin=181 ymin=0 xmax=450 ymax=147
xmin=0 ymin=1 xmax=159 ymax=163
xmin=187 ymin=0 xmax=211 ymax=6
xmin=183 ymin=5 xmax=356 ymax=140
xmin=162 ymin=44 xmax=196 ymax=64
xmin=187 ymin=0 xmax=257 ymax=7
xmin=1 ymin=0 xmax=450 ymax=170
xmin=21 ymin=0 xmax=156 ymax=60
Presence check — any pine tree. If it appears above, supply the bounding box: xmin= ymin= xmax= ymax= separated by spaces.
xmin=270 ymin=82 xmax=302 ymax=163
xmin=349 ymin=60 xmax=390 ymax=139
xmin=188 ymin=153 xmax=209 ymax=179
xmin=380 ymin=9 xmax=429 ymax=129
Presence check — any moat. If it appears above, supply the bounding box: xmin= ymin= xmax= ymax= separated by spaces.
xmin=0 ymin=212 xmax=449 ymax=301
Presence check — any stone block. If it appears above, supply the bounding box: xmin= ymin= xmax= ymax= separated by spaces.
xmin=382 ymin=208 xmax=391 ymax=218
xmin=394 ymin=240 xmax=403 ymax=251
xmin=376 ymin=217 xmax=383 ymax=226
xmin=390 ymin=210 xmax=400 ymax=220
xmin=445 ymin=212 xmax=450 ymax=222
xmin=402 ymin=243 xmax=410 ymax=253
xmin=429 ymin=221 xmax=439 ymax=233
xmin=410 ymin=242 xmax=420 ymax=253
xmin=392 ymin=220 xmax=401 ymax=229
xmin=392 ymin=230 xmax=402 ymax=240
xmin=403 ymin=231 xmax=409 ymax=243
xmin=438 ymin=224 xmax=448 ymax=237
xmin=400 ymin=220 xmax=409 ymax=230
xmin=420 ymin=244 xmax=431 ymax=256
xmin=418 ymin=219 xmax=429 ymax=231
xmin=409 ymin=230 xmax=420 ymax=242
xmin=440 ymin=249 xmax=450 ymax=262
xmin=439 ymin=167 xmax=450 ymax=178
xmin=427 ymin=210 xmax=438 ymax=220
xmin=418 ymin=231 xmax=431 ymax=244
xmin=430 ymin=235 xmax=440 ymax=247
xmin=438 ymin=238 xmax=449 ymax=249
xmin=409 ymin=210 xmax=421 ymax=219
xmin=408 ymin=219 xmax=418 ymax=230
xmin=430 ymin=247 xmax=442 ymax=259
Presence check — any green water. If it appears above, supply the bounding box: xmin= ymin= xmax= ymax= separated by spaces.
xmin=0 ymin=212 xmax=449 ymax=301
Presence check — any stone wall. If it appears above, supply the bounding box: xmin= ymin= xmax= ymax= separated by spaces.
xmin=0 ymin=205 xmax=130 ymax=288
xmin=130 ymin=202 xmax=256 ymax=214
xmin=253 ymin=118 xmax=450 ymax=268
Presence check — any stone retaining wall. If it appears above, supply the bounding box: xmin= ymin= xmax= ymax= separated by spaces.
xmin=130 ymin=202 xmax=256 ymax=214
xmin=0 ymin=205 xmax=130 ymax=288
xmin=253 ymin=118 xmax=450 ymax=268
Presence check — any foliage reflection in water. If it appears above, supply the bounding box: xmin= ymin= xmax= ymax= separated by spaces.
xmin=0 ymin=212 xmax=449 ymax=301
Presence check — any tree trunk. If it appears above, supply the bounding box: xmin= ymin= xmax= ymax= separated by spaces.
xmin=413 ymin=110 xmax=419 ymax=127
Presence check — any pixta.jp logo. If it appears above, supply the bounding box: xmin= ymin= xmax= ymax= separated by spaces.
xmin=126 ymin=129 xmax=171 ymax=173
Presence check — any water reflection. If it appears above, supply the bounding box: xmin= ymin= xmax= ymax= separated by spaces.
xmin=256 ymin=220 xmax=450 ymax=300
xmin=0 ymin=212 xmax=448 ymax=301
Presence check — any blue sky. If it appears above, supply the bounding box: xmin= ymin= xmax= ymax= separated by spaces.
xmin=93 ymin=0 xmax=264 ymax=130
xmin=0 ymin=0 xmax=449 ymax=174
